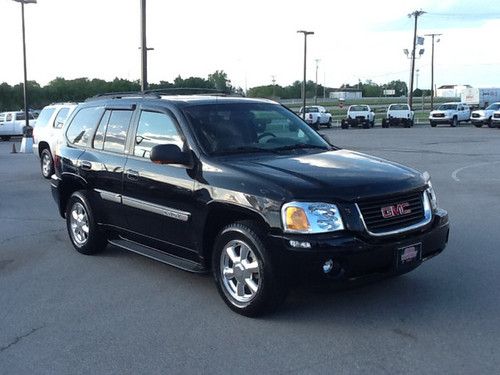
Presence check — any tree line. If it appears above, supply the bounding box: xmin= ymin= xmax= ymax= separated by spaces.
xmin=0 ymin=71 xmax=426 ymax=112
xmin=0 ymin=70 xmax=235 ymax=111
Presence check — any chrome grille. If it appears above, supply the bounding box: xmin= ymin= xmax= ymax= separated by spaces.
xmin=357 ymin=192 xmax=425 ymax=234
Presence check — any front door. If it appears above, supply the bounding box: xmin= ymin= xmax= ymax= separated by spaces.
xmin=121 ymin=106 xmax=196 ymax=259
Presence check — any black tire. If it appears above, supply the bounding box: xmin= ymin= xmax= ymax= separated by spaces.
xmin=451 ymin=116 xmax=458 ymax=127
xmin=327 ymin=118 xmax=332 ymax=128
xmin=473 ymin=123 xmax=483 ymax=128
xmin=1 ymin=136 xmax=11 ymax=141
xmin=363 ymin=121 xmax=370 ymax=129
xmin=382 ymin=119 xmax=387 ymax=128
xmin=487 ymin=118 xmax=494 ymax=128
xmin=212 ymin=221 xmax=287 ymax=317
xmin=430 ymin=121 xmax=437 ymax=127
xmin=410 ymin=119 xmax=414 ymax=127
xmin=40 ymin=148 xmax=54 ymax=179
xmin=370 ymin=120 xmax=375 ymax=128
xmin=341 ymin=119 xmax=348 ymax=129
xmin=313 ymin=120 xmax=320 ymax=131
xmin=65 ymin=191 xmax=107 ymax=255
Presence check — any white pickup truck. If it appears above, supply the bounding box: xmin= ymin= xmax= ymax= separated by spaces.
xmin=298 ymin=106 xmax=332 ymax=129
xmin=470 ymin=102 xmax=500 ymax=128
xmin=341 ymin=105 xmax=375 ymax=129
xmin=0 ymin=111 xmax=36 ymax=140
xmin=382 ymin=104 xmax=414 ymax=128
xmin=491 ymin=110 xmax=500 ymax=128
xmin=429 ymin=103 xmax=470 ymax=127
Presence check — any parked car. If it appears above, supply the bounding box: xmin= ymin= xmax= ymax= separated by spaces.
xmin=470 ymin=102 xmax=500 ymax=128
xmin=298 ymin=106 xmax=332 ymax=129
xmin=491 ymin=110 xmax=500 ymax=128
xmin=51 ymin=92 xmax=449 ymax=316
xmin=429 ymin=103 xmax=470 ymax=127
xmin=341 ymin=105 xmax=375 ymax=129
xmin=0 ymin=111 xmax=36 ymax=140
xmin=33 ymin=103 xmax=77 ymax=178
xmin=382 ymin=104 xmax=414 ymax=128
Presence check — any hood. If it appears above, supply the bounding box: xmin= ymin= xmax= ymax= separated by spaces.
xmin=472 ymin=110 xmax=485 ymax=116
xmin=224 ymin=149 xmax=425 ymax=202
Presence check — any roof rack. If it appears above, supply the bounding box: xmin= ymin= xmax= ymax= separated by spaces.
xmin=85 ymin=88 xmax=241 ymax=102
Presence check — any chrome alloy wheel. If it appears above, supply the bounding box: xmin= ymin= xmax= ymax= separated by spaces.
xmin=70 ymin=202 xmax=90 ymax=246
xmin=42 ymin=152 xmax=52 ymax=177
xmin=220 ymin=240 xmax=261 ymax=303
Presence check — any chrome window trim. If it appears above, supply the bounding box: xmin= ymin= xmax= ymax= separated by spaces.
xmin=355 ymin=192 xmax=432 ymax=237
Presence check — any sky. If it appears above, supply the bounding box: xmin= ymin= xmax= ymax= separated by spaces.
xmin=1 ymin=0 xmax=499 ymax=91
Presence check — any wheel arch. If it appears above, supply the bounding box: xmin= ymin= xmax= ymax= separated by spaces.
xmin=57 ymin=174 xmax=88 ymax=218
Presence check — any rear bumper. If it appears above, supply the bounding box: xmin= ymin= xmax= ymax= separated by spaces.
xmin=270 ymin=209 xmax=449 ymax=282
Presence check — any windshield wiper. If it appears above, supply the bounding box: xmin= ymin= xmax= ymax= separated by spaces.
xmin=214 ymin=146 xmax=275 ymax=155
xmin=272 ymin=143 xmax=329 ymax=152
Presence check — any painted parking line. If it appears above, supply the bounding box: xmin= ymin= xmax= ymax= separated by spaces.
xmin=451 ymin=161 xmax=500 ymax=182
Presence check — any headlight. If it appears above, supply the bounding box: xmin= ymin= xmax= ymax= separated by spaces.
xmin=423 ymin=171 xmax=438 ymax=210
xmin=282 ymin=202 xmax=344 ymax=233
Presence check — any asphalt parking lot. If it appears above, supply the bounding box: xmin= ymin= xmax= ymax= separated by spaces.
xmin=1 ymin=124 xmax=500 ymax=374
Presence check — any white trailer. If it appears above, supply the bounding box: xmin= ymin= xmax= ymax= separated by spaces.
xmin=461 ymin=88 xmax=500 ymax=109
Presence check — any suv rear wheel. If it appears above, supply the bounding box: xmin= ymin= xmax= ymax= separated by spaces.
xmin=66 ymin=191 xmax=107 ymax=255
xmin=40 ymin=148 xmax=54 ymax=179
xmin=451 ymin=116 xmax=458 ymax=127
xmin=212 ymin=221 xmax=287 ymax=316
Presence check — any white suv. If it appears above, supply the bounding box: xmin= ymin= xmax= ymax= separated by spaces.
xmin=429 ymin=102 xmax=470 ymax=127
xmin=33 ymin=103 xmax=77 ymax=178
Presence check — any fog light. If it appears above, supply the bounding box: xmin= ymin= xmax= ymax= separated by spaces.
xmin=289 ymin=240 xmax=311 ymax=249
xmin=323 ymin=259 xmax=334 ymax=274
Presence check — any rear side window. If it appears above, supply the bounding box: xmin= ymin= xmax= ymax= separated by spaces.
xmin=34 ymin=108 xmax=56 ymax=127
xmin=66 ymin=107 xmax=103 ymax=146
xmin=103 ymin=110 xmax=133 ymax=153
xmin=134 ymin=111 xmax=182 ymax=158
xmin=53 ymin=107 xmax=71 ymax=129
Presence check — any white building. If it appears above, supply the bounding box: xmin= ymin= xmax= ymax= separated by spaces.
xmin=329 ymin=89 xmax=362 ymax=100
xmin=436 ymin=85 xmax=472 ymax=98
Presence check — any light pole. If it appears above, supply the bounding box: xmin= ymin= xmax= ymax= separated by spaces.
xmin=314 ymin=59 xmax=320 ymax=104
xmin=407 ymin=10 xmax=425 ymax=110
xmin=424 ymin=33 xmax=442 ymax=110
xmin=13 ymin=0 xmax=36 ymax=153
xmin=140 ymin=0 xmax=154 ymax=91
xmin=403 ymin=46 xmax=424 ymax=102
xmin=297 ymin=30 xmax=314 ymax=118
xmin=271 ymin=75 xmax=276 ymax=98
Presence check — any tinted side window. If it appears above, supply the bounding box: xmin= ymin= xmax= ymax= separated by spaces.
xmin=134 ymin=111 xmax=182 ymax=158
xmin=103 ymin=110 xmax=133 ymax=153
xmin=34 ymin=108 xmax=56 ymax=128
xmin=92 ymin=110 xmax=111 ymax=150
xmin=53 ymin=108 xmax=71 ymax=129
xmin=66 ymin=107 xmax=104 ymax=146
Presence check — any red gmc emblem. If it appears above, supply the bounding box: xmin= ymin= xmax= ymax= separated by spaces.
xmin=381 ymin=202 xmax=411 ymax=218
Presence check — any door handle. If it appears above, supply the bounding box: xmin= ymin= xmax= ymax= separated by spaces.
xmin=126 ymin=169 xmax=139 ymax=181
xmin=80 ymin=161 xmax=92 ymax=170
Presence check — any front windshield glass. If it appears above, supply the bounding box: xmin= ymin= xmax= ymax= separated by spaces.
xmin=438 ymin=104 xmax=458 ymax=110
xmin=350 ymin=105 xmax=368 ymax=111
xmin=389 ymin=104 xmax=409 ymax=110
xmin=183 ymin=102 xmax=330 ymax=155
xmin=486 ymin=103 xmax=500 ymax=111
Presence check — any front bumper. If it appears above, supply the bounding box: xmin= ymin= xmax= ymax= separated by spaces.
xmin=429 ymin=117 xmax=451 ymax=124
xmin=270 ymin=209 xmax=449 ymax=282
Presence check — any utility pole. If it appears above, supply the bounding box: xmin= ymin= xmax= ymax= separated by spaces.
xmin=140 ymin=0 xmax=153 ymax=92
xmin=425 ymin=33 xmax=442 ymax=110
xmin=408 ymin=10 xmax=425 ymax=110
xmin=297 ymin=30 xmax=314 ymax=118
xmin=271 ymin=75 xmax=276 ymax=98
xmin=314 ymin=59 xmax=320 ymax=104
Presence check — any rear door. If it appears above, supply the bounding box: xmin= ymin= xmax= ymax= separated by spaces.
xmin=121 ymin=105 xmax=197 ymax=258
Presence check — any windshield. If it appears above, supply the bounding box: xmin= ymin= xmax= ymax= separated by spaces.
xmin=183 ymin=102 xmax=330 ymax=155
xmin=437 ymin=104 xmax=458 ymax=110
xmin=389 ymin=104 xmax=409 ymax=110
xmin=486 ymin=103 xmax=500 ymax=111
xmin=350 ymin=105 xmax=368 ymax=112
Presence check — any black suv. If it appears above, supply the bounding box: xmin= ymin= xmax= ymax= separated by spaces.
xmin=51 ymin=92 xmax=449 ymax=316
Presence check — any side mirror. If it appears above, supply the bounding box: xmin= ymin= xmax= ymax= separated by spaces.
xmin=150 ymin=144 xmax=193 ymax=167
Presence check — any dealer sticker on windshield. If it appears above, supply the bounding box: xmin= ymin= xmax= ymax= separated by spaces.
xmin=397 ymin=243 xmax=422 ymax=267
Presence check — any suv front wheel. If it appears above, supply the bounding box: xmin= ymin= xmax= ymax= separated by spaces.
xmin=212 ymin=221 xmax=287 ymax=316
xmin=66 ymin=191 xmax=107 ymax=255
